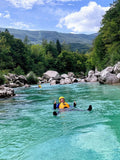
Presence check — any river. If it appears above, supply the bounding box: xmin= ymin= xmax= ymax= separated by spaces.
xmin=0 ymin=83 xmax=120 ymax=160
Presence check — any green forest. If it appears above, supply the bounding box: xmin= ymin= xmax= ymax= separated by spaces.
xmin=0 ymin=0 xmax=120 ymax=76
xmin=0 ymin=30 xmax=87 ymax=76
xmin=87 ymin=0 xmax=120 ymax=71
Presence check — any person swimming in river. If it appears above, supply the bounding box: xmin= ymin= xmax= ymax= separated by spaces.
xmin=54 ymin=96 xmax=76 ymax=110
xmin=53 ymin=96 xmax=92 ymax=116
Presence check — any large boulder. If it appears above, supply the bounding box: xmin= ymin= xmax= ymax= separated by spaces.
xmin=61 ymin=74 xmax=69 ymax=79
xmin=60 ymin=79 xmax=65 ymax=85
xmin=8 ymin=73 xmax=17 ymax=81
xmin=80 ymin=79 xmax=85 ymax=82
xmin=100 ymin=66 xmax=113 ymax=77
xmin=85 ymin=70 xmax=97 ymax=82
xmin=71 ymin=78 xmax=78 ymax=83
xmin=18 ymin=75 xmax=27 ymax=84
xmin=0 ymin=86 xmax=15 ymax=98
xmin=9 ymin=83 xmax=19 ymax=88
xmin=88 ymin=70 xmax=94 ymax=77
xmin=41 ymin=79 xmax=47 ymax=83
xmin=68 ymin=72 xmax=75 ymax=77
xmin=43 ymin=70 xmax=60 ymax=80
xmin=15 ymin=80 xmax=24 ymax=87
xmin=94 ymin=71 xmax=101 ymax=77
xmin=65 ymin=78 xmax=72 ymax=84
xmin=98 ymin=66 xmax=118 ymax=84
xmin=117 ymin=73 xmax=120 ymax=79
xmin=99 ymin=72 xmax=120 ymax=84
xmin=60 ymin=78 xmax=72 ymax=85
xmin=50 ymin=80 xmax=56 ymax=85
xmin=85 ymin=75 xmax=97 ymax=82
xmin=113 ymin=62 xmax=120 ymax=74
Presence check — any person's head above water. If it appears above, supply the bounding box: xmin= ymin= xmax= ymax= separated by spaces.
xmin=59 ymin=96 xmax=65 ymax=103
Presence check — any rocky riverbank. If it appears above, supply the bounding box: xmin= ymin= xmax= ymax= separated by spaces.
xmin=0 ymin=73 xmax=30 ymax=98
xmin=86 ymin=61 xmax=120 ymax=84
xmin=1 ymin=61 xmax=120 ymax=98
xmin=4 ymin=73 xmax=28 ymax=88
xmin=43 ymin=62 xmax=120 ymax=85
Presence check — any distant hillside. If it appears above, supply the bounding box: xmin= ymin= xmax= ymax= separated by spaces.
xmin=0 ymin=28 xmax=97 ymax=53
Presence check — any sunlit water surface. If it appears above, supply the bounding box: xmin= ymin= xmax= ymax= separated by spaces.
xmin=0 ymin=83 xmax=120 ymax=160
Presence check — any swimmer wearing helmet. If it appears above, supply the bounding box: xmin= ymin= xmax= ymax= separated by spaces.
xmin=54 ymin=96 xmax=76 ymax=110
xmin=53 ymin=96 xmax=92 ymax=116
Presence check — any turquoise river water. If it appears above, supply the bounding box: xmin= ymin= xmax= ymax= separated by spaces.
xmin=0 ymin=82 xmax=120 ymax=160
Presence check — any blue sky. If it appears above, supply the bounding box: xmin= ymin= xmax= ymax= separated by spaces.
xmin=0 ymin=0 xmax=114 ymax=34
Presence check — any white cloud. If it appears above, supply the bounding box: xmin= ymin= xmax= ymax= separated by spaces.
xmin=0 ymin=11 xmax=10 ymax=19
xmin=3 ymin=11 xmax=10 ymax=19
xmin=6 ymin=0 xmax=44 ymax=9
xmin=6 ymin=0 xmax=82 ymax=9
xmin=49 ymin=7 xmax=69 ymax=17
xmin=57 ymin=1 xmax=110 ymax=34
xmin=57 ymin=0 xmax=81 ymax=1
xmin=11 ymin=22 xmax=30 ymax=29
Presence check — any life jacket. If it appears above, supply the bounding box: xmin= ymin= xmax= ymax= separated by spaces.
xmin=59 ymin=102 xmax=70 ymax=109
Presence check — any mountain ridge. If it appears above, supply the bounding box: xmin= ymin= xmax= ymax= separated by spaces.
xmin=0 ymin=27 xmax=97 ymax=52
